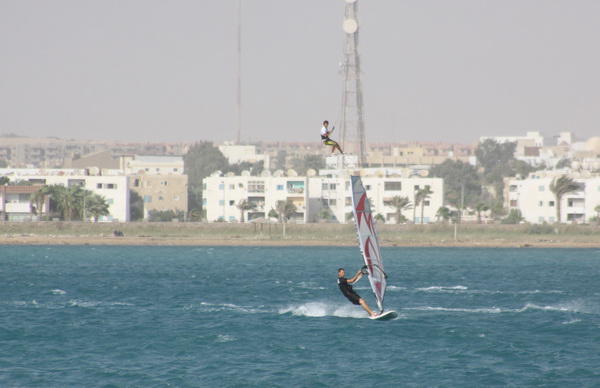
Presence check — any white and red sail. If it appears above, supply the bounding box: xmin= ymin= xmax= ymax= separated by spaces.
xmin=350 ymin=175 xmax=386 ymax=312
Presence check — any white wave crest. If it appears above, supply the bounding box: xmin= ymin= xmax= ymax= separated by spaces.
xmin=416 ymin=286 xmax=468 ymax=292
xmin=279 ymin=302 xmax=367 ymax=319
xmin=51 ymin=289 xmax=66 ymax=295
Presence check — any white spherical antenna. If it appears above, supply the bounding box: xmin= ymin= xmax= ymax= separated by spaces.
xmin=306 ymin=169 xmax=316 ymax=177
xmin=343 ymin=18 xmax=358 ymax=34
xmin=346 ymin=0 xmax=357 ymax=3
xmin=241 ymin=170 xmax=251 ymax=177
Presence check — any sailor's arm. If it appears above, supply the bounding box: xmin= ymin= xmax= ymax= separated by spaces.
xmin=348 ymin=270 xmax=363 ymax=284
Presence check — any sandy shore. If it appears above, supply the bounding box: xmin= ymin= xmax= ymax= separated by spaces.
xmin=1 ymin=234 xmax=599 ymax=248
xmin=2 ymin=221 xmax=600 ymax=248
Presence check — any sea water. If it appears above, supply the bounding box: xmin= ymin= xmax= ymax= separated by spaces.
xmin=1 ymin=245 xmax=599 ymax=387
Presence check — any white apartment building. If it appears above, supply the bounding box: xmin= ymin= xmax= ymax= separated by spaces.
xmin=0 ymin=169 xmax=130 ymax=222
xmin=203 ymin=169 xmax=444 ymax=224
xmin=506 ymin=172 xmax=600 ymax=224
xmin=120 ymin=155 xmax=184 ymax=175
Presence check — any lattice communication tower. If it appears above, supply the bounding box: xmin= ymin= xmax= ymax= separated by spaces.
xmin=339 ymin=0 xmax=366 ymax=167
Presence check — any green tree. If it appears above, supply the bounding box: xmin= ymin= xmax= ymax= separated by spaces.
xmin=48 ymin=184 xmax=84 ymax=221
xmin=147 ymin=209 xmax=185 ymax=222
xmin=594 ymin=204 xmax=600 ymax=225
xmin=85 ymin=194 xmax=110 ymax=222
xmin=290 ymin=155 xmax=325 ymax=175
xmin=475 ymin=139 xmax=517 ymax=171
xmin=30 ymin=185 xmax=52 ymax=221
xmin=275 ymin=200 xmax=297 ymax=237
xmin=184 ymin=142 xmax=230 ymax=215
xmin=415 ymin=186 xmax=433 ymax=224
xmin=435 ymin=206 xmax=451 ymax=223
xmin=130 ymin=190 xmax=144 ymax=221
xmin=502 ymin=209 xmax=524 ymax=224
xmin=430 ymin=160 xmax=481 ymax=209
xmin=387 ymin=195 xmax=412 ymax=224
xmin=275 ymin=150 xmax=287 ymax=170
xmin=268 ymin=208 xmax=279 ymax=220
xmin=555 ymin=157 xmax=571 ymax=169
xmin=236 ymin=199 xmax=257 ymax=223
xmin=489 ymin=202 xmax=506 ymax=221
xmin=0 ymin=176 xmax=9 ymax=185
xmin=549 ymin=176 xmax=581 ymax=223
xmin=475 ymin=203 xmax=490 ymax=224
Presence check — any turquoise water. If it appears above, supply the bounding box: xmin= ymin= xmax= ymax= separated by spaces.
xmin=1 ymin=246 xmax=599 ymax=387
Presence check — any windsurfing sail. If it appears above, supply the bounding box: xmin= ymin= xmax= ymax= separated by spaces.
xmin=350 ymin=175 xmax=387 ymax=312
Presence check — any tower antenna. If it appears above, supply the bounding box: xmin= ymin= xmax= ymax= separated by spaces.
xmin=339 ymin=0 xmax=366 ymax=167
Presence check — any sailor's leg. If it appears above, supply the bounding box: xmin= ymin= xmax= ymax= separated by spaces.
xmin=359 ymin=298 xmax=375 ymax=317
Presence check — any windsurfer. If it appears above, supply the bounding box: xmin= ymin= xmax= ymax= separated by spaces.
xmin=337 ymin=268 xmax=377 ymax=317
xmin=320 ymin=120 xmax=344 ymax=154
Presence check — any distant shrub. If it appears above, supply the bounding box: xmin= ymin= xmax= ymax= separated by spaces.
xmin=526 ymin=224 xmax=555 ymax=234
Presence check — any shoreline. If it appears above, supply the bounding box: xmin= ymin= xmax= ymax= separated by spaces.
xmin=1 ymin=234 xmax=599 ymax=248
xmin=2 ymin=221 xmax=600 ymax=248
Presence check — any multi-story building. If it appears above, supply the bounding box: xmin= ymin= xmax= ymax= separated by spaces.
xmin=505 ymin=171 xmax=600 ymax=224
xmin=0 ymin=185 xmax=48 ymax=221
xmin=203 ymin=168 xmax=444 ymax=224
xmin=0 ymin=169 xmax=130 ymax=222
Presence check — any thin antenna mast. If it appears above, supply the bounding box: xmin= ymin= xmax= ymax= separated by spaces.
xmin=236 ymin=0 xmax=242 ymax=144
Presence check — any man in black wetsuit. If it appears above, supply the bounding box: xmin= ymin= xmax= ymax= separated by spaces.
xmin=337 ymin=268 xmax=377 ymax=317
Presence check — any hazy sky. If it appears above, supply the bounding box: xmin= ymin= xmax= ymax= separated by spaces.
xmin=2 ymin=1 xmax=599 ymax=145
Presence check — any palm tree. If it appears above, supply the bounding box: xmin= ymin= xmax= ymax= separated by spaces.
xmin=85 ymin=194 xmax=110 ymax=222
xmin=236 ymin=199 xmax=257 ymax=223
xmin=475 ymin=203 xmax=490 ymax=224
xmin=387 ymin=196 xmax=412 ymax=224
xmin=416 ymin=187 xmax=433 ymax=224
xmin=275 ymin=200 xmax=297 ymax=237
xmin=594 ymin=204 xmax=600 ymax=225
xmin=435 ymin=206 xmax=451 ymax=223
xmin=30 ymin=185 xmax=51 ymax=221
xmin=549 ymin=176 xmax=581 ymax=223
xmin=48 ymin=184 xmax=84 ymax=221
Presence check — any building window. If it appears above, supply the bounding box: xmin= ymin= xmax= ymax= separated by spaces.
xmin=219 ymin=183 xmax=224 ymax=190
xmin=538 ymin=185 xmax=545 ymax=192
xmin=549 ymin=201 xmax=555 ymax=207
xmin=174 ymin=195 xmax=179 ymax=201
xmin=219 ymin=200 xmax=224 ymax=206
xmin=202 ymin=198 xmax=207 ymax=206
xmin=539 ymin=201 xmax=543 ymax=206
xmin=144 ymin=195 xmax=152 ymax=203
xmin=160 ymin=181 xmax=168 ymax=186
xmin=538 ymin=216 xmax=545 ymax=222
xmin=510 ymin=200 xmax=518 ymax=207
xmin=248 ymin=181 xmax=264 ymax=193
xmin=229 ymin=200 xmax=235 ymax=206
xmin=229 ymin=184 xmax=235 ymax=190
xmin=97 ymin=183 xmax=103 ymax=189
xmin=108 ymin=198 xmax=114 ymax=205
xmin=424 ymin=200 xmax=430 ymax=206
xmin=158 ymin=196 xmax=164 ymax=201
xmin=384 ymin=181 xmax=402 ymax=191
xmin=107 ymin=184 xmax=116 ymax=189
xmin=277 ymin=185 xmax=284 ymax=191
xmin=147 ymin=181 xmax=152 ymax=187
